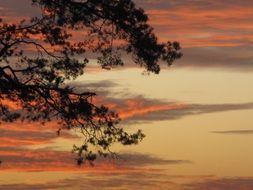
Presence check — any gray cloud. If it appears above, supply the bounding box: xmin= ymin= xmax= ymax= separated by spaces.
xmin=0 ymin=173 xmax=174 ymax=190
xmin=69 ymin=80 xmax=253 ymax=123
xmin=123 ymin=102 xmax=253 ymax=124
xmin=2 ymin=0 xmax=253 ymax=71
xmin=0 ymin=149 xmax=190 ymax=171
xmin=0 ymin=149 xmax=75 ymax=167
xmin=0 ymin=0 xmax=39 ymax=17
xmin=0 ymin=127 xmax=79 ymax=148
xmin=183 ymin=177 xmax=253 ymax=190
xmin=135 ymin=0 xmax=253 ymax=72
xmin=0 ymin=128 xmax=73 ymax=140
xmin=104 ymin=152 xmax=192 ymax=168
xmin=176 ymin=46 xmax=253 ymax=71
xmin=2 ymin=175 xmax=253 ymax=190
xmin=212 ymin=129 xmax=253 ymax=135
xmin=135 ymin=0 xmax=253 ymax=10
xmin=0 ymin=172 xmax=189 ymax=190
xmin=68 ymin=80 xmax=118 ymax=97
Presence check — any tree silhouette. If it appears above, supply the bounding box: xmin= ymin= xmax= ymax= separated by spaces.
xmin=0 ymin=0 xmax=182 ymax=164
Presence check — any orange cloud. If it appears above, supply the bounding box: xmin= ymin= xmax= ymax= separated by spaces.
xmin=91 ymin=96 xmax=186 ymax=120
xmin=145 ymin=5 xmax=253 ymax=48
xmin=0 ymin=99 xmax=21 ymax=110
xmin=1 ymin=0 xmax=253 ymax=50
xmin=118 ymin=100 xmax=186 ymax=119
xmin=0 ymin=148 xmax=164 ymax=172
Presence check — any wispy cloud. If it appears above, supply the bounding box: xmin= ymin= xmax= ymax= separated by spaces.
xmin=175 ymin=46 xmax=253 ymax=71
xmin=0 ymin=0 xmax=39 ymax=17
xmin=1 ymin=174 xmax=253 ymax=190
xmin=0 ymin=122 xmax=78 ymax=147
xmin=183 ymin=177 xmax=253 ymax=190
xmin=2 ymin=0 xmax=253 ymax=71
xmin=0 ymin=173 xmax=178 ymax=190
xmin=0 ymin=148 xmax=189 ymax=172
xmin=2 ymin=0 xmax=253 ymax=48
xmin=70 ymin=80 xmax=253 ymax=123
xmin=212 ymin=129 xmax=253 ymax=135
xmin=135 ymin=0 xmax=253 ymax=48
xmin=1 ymin=80 xmax=252 ymax=171
xmin=134 ymin=0 xmax=253 ymax=71
xmin=125 ymin=102 xmax=253 ymax=123
xmin=109 ymin=152 xmax=192 ymax=168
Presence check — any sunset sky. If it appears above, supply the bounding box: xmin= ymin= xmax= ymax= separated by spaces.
xmin=1 ymin=0 xmax=253 ymax=189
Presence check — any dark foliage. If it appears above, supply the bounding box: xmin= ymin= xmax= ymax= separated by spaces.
xmin=0 ymin=0 xmax=181 ymax=164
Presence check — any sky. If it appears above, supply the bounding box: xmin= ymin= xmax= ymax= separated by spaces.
xmin=1 ymin=0 xmax=253 ymax=189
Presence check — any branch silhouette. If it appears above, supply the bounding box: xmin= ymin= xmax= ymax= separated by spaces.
xmin=0 ymin=0 xmax=182 ymax=165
